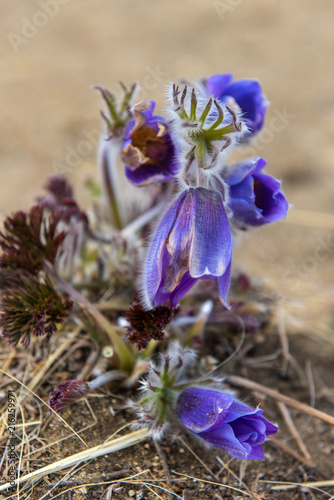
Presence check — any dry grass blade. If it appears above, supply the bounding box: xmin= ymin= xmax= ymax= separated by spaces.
xmin=277 ymin=401 xmax=312 ymax=462
xmin=144 ymin=483 xmax=165 ymax=499
xmin=26 ymin=327 xmax=81 ymax=393
xmin=216 ymin=456 xmax=249 ymax=492
xmin=261 ymin=478 xmax=334 ymax=493
xmin=269 ymin=436 xmax=314 ymax=468
xmin=178 ymin=437 xmax=219 ymax=481
xmin=225 ymin=375 xmax=334 ymax=425
xmin=0 ymin=428 xmax=148 ymax=492
xmin=0 ymin=349 xmax=16 ymax=383
xmin=21 ymin=471 xmax=151 ymax=500
xmin=172 ymin=471 xmax=251 ymax=497
xmin=39 ymin=477 xmax=184 ymax=500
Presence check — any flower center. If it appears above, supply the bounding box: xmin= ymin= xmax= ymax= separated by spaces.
xmin=131 ymin=126 xmax=169 ymax=165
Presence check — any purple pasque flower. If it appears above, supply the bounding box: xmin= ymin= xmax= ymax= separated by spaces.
xmin=141 ymin=187 xmax=232 ymax=309
xmin=121 ymin=101 xmax=179 ymax=186
xmin=203 ymin=73 xmax=268 ymax=136
xmin=176 ymin=387 xmax=278 ymax=460
xmin=226 ymin=157 xmax=289 ymax=227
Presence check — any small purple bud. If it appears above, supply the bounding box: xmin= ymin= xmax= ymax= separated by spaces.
xmin=48 ymin=380 xmax=90 ymax=413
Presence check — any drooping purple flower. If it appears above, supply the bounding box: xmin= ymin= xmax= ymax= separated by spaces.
xmin=203 ymin=73 xmax=268 ymax=136
xmin=176 ymin=387 xmax=278 ymax=460
xmin=141 ymin=188 xmax=232 ymax=309
xmin=226 ymin=157 xmax=289 ymax=227
xmin=121 ymin=101 xmax=179 ymax=186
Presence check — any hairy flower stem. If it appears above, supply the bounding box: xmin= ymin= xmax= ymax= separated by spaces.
xmin=185 ymin=300 xmax=213 ymax=345
xmin=44 ymin=263 xmax=134 ymax=372
xmin=121 ymin=201 xmax=165 ymax=238
xmin=87 ymin=370 xmax=126 ymax=390
xmin=141 ymin=339 xmax=158 ymax=360
xmin=99 ymin=141 xmax=126 ymax=230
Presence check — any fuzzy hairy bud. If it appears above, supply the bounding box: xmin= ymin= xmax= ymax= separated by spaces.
xmin=130 ymin=342 xmax=197 ymax=439
xmin=0 ymin=204 xmax=66 ymax=273
xmin=48 ymin=380 xmax=89 ymax=413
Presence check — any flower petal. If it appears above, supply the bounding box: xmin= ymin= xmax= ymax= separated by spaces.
xmin=227 ymin=158 xmax=288 ymax=226
xmin=189 ymin=188 xmax=232 ymax=278
xmin=142 ymin=192 xmax=188 ymax=309
xmin=200 ymin=423 xmax=252 ymax=459
xmin=246 ymin=445 xmax=264 ymax=460
xmin=217 ymin=261 xmax=232 ymax=308
xmin=223 ymin=79 xmax=267 ymax=133
xmin=176 ymin=388 xmax=233 ymax=433
xmin=163 ymin=190 xmax=196 ymax=291
xmin=125 ymin=164 xmax=174 ymax=186
xmin=206 ymin=73 xmax=234 ymax=98
xmin=227 ymin=158 xmax=266 ymax=186
xmin=253 ymin=172 xmax=289 ymax=222
xmin=169 ymin=272 xmax=198 ymax=307
xmin=224 ymin=400 xmax=263 ymax=422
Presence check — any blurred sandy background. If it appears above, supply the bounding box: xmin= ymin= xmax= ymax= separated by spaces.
xmin=1 ymin=0 xmax=334 ymax=340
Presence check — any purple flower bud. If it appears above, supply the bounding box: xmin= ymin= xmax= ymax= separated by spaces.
xmin=227 ymin=157 xmax=289 ymax=227
xmin=141 ymin=188 xmax=232 ymax=309
xmin=203 ymin=73 xmax=268 ymax=136
xmin=176 ymin=387 xmax=278 ymax=460
xmin=121 ymin=101 xmax=179 ymax=186
xmin=48 ymin=380 xmax=90 ymax=413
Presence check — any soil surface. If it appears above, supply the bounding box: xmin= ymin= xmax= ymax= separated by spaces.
xmin=1 ymin=1 xmax=334 ymax=499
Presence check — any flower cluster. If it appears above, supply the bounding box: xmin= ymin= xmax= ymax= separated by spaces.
xmin=0 ymin=179 xmax=88 ymax=346
xmin=131 ymin=343 xmax=277 ymax=459
xmin=125 ymin=302 xmax=174 ymax=350
xmin=0 ymin=270 xmax=72 ymax=346
xmin=0 ymin=204 xmax=66 ymax=273
xmin=0 ymin=71 xmax=287 ymax=465
xmin=99 ymin=73 xmax=289 ymax=313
